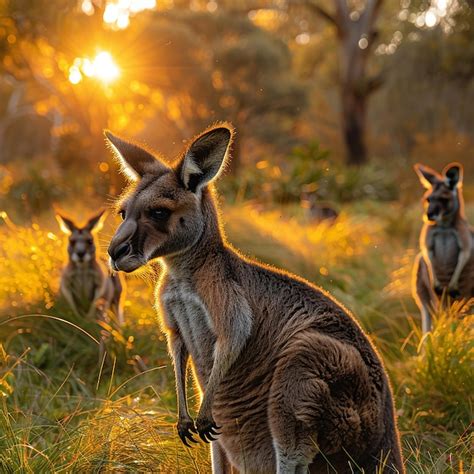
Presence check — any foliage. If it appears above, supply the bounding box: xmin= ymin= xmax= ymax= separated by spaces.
xmin=370 ymin=0 xmax=474 ymax=161
xmin=0 ymin=158 xmax=64 ymax=215
xmin=126 ymin=9 xmax=307 ymax=165
xmin=222 ymin=142 xmax=398 ymax=204
xmin=396 ymin=302 xmax=474 ymax=432
xmin=0 ymin=4 xmax=307 ymax=171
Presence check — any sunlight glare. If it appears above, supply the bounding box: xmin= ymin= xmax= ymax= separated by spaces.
xmin=68 ymin=66 xmax=82 ymax=84
xmin=102 ymin=0 xmax=156 ymax=29
xmin=104 ymin=3 xmax=119 ymax=23
xmin=412 ymin=0 xmax=453 ymax=30
xmin=424 ymin=10 xmax=437 ymax=28
xmin=68 ymin=52 xmax=120 ymax=85
xmin=91 ymin=52 xmax=120 ymax=83
xmin=81 ymin=0 xmax=94 ymax=15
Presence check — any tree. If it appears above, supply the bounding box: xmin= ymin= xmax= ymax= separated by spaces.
xmin=0 ymin=0 xmax=147 ymax=162
xmin=126 ymin=9 xmax=307 ymax=172
xmin=299 ymin=0 xmax=385 ymax=165
xmin=0 ymin=3 xmax=307 ymax=175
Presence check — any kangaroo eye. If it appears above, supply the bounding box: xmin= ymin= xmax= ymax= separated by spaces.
xmin=148 ymin=208 xmax=171 ymax=221
xmin=87 ymin=239 xmax=93 ymax=245
xmin=118 ymin=210 xmax=126 ymax=220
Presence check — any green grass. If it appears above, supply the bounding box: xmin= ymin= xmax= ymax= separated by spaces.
xmin=0 ymin=199 xmax=473 ymax=472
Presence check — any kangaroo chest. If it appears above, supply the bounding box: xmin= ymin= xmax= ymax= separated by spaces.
xmin=430 ymin=228 xmax=459 ymax=282
xmin=68 ymin=268 xmax=100 ymax=309
xmin=162 ymin=279 xmax=216 ymax=383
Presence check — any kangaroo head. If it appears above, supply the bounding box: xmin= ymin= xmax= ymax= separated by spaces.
xmin=106 ymin=124 xmax=233 ymax=273
xmin=414 ymin=162 xmax=463 ymax=224
xmin=56 ymin=211 xmax=105 ymax=264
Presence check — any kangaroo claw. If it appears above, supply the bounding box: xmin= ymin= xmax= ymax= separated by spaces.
xmin=448 ymin=287 xmax=460 ymax=299
xmin=177 ymin=419 xmax=198 ymax=448
xmin=196 ymin=416 xmax=221 ymax=443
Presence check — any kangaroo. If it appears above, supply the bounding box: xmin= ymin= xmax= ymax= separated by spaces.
xmin=105 ymin=125 xmax=404 ymax=474
xmin=413 ymin=162 xmax=474 ymax=334
xmin=57 ymin=211 xmax=124 ymax=325
xmin=301 ymin=192 xmax=339 ymax=224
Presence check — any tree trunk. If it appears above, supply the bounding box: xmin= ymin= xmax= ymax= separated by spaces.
xmin=341 ymin=87 xmax=368 ymax=165
xmin=304 ymin=0 xmax=384 ymax=165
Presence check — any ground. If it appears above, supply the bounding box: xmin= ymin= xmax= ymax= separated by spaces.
xmin=0 ymin=196 xmax=472 ymax=473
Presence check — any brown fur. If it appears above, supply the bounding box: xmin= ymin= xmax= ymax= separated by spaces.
xmin=58 ymin=211 xmax=124 ymax=324
xmin=106 ymin=126 xmax=404 ymax=473
xmin=413 ymin=163 xmax=474 ymax=334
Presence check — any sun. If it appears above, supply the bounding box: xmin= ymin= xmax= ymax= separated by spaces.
xmin=68 ymin=51 xmax=120 ymax=85
xmin=91 ymin=51 xmax=120 ymax=83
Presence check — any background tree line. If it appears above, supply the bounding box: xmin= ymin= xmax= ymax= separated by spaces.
xmin=0 ymin=0 xmax=473 ymax=208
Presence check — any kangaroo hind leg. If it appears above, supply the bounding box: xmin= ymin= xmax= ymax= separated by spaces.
xmin=211 ymin=442 xmax=235 ymax=474
xmin=268 ymin=332 xmax=375 ymax=474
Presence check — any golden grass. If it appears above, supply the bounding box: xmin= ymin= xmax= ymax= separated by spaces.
xmin=0 ymin=201 xmax=472 ymax=472
xmin=0 ymin=213 xmax=63 ymax=312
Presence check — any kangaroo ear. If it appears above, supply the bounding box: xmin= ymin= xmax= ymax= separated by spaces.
xmin=56 ymin=214 xmax=76 ymax=235
xmin=414 ymin=163 xmax=441 ymax=189
xmin=179 ymin=125 xmax=233 ymax=192
xmin=86 ymin=210 xmax=106 ymax=233
xmin=443 ymin=162 xmax=463 ymax=189
xmin=105 ymin=130 xmax=168 ymax=181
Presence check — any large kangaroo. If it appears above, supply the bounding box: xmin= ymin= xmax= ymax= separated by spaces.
xmin=413 ymin=162 xmax=473 ymax=334
xmin=57 ymin=211 xmax=124 ymax=324
xmin=106 ymin=125 xmax=404 ymax=473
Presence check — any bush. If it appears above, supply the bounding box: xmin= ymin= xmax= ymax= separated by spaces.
xmin=0 ymin=158 xmax=64 ymax=216
xmin=221 ymin=142 xmax=399 ymax=204
xmin=396 ymin=301 xmax=474 ymax=433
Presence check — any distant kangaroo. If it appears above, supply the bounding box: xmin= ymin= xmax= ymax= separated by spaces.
xmin=300 ymin=191 xmax=339 ymax=224
xmin=105 ymin=125 xmax=404 ymax=473
xmin=57 ymin=211 xmax=124 ymax=324
xmin=413 ymin=163 xmax=473 ymax=334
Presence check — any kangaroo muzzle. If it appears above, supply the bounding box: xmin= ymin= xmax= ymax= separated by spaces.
xmin=110 ymin=242 xmax=131 ymax=261
xmin=108 ymin=219 xmax=139 ymax=271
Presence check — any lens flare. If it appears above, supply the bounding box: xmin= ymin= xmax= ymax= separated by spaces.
xmin=68 ymin=51 xmax=120 ymax=85
xmin=91 ymin=51 xmax=120 ymax=83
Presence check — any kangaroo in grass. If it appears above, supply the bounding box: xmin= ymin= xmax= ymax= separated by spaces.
xmin=57 ymin=211 xmax=124 ymax=324
xmin=105 ymin=125 xmax=404 ymax=473
xmin=413 ymin=162 xmax=473 ymax=334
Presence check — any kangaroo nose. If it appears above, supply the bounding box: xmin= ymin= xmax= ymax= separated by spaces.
xmin=110 ymin=242 xmax=130 ymax=261
xmin=77 ymin=250 xmax=86 ymax=258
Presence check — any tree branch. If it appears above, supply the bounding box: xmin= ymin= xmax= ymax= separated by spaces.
xmin=293 ymin=0 xmax=346 ymax=36
xmin=360 ymin=0 xmax=385 ymax=36
xmin=306 ymin=1 xmax=338 ymax=27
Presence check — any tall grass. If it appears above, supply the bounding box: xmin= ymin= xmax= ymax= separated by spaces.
xmin=1 ymin=201 xmax=472 ymax=472
xmin=0 ymin=343 xmax=210 ymax=472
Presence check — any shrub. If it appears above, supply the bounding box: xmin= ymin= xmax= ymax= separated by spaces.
xmin=396 ymin=301 xmax=474 ymax=432
xmin=221 ymin=142 xmax=399 ymax=204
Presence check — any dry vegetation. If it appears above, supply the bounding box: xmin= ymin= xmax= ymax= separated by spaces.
xmin=0 ymin=191 xmax=472 ymax=473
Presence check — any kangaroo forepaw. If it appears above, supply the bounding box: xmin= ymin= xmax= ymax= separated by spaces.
xmin=448 ymin=287 xmax=460 ymax=299
xmin=195 ymin=415 xmax=221 ymax=443
xmin=177 ymin=418 xmax=198 ymax=447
